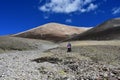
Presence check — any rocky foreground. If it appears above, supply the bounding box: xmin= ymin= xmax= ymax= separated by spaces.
xmin=0 ymin=45 xmax=57 ymax=80
xmin=31 ymin=47 xmax=120 ymax=80
xmin=0 ymin=41 xmax=120 ymax=80
xmin=0 ymin=50 xmax=43 ymax=80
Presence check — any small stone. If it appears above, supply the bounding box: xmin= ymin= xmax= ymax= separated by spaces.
xmin=110 ymin=72 xmax=115 ymax=77
xmin=118 ymin=76 xmax=120 ymax=79
xmin=104 ymin=72 xmax=108 ymax=77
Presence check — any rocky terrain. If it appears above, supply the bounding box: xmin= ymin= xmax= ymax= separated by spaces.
xmin=13 ymin=23 xmax=89 ymax=42
xmin=70 ymin=18 xmax=120 ymax=40
xmin=0 ymin=40 xmax=120 ymax=80
xmin=31 ymin=41 xmax=120 ymax=80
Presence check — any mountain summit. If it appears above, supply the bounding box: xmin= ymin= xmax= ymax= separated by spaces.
xmin=13 ymin=23 xmax=89 ymax=42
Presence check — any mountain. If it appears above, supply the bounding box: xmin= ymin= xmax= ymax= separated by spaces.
xmin=70 ymin=18 xmax=120 ymax=40
xmin=13 ymin=23 xmax=89 ymax=42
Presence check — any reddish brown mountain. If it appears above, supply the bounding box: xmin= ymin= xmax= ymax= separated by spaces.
xmin=13 ymin=23 xmax=89 ymax=42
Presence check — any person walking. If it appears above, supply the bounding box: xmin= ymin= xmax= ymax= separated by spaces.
xmin=67 ymin=42 xmax=72 ymax=52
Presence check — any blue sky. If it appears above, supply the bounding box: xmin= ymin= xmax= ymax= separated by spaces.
xmin=0 ymin=0 xmax=120 ymax=35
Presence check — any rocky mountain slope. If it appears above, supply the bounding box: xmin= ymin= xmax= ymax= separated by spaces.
xmin=70 ymin=18 xmax=120 ymax=40
xmin=13 ymin=23 xmax=89 ymax=42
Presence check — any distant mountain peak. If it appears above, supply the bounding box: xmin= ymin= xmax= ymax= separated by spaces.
xmin=13 ymin=23 xmax=89 ymax=42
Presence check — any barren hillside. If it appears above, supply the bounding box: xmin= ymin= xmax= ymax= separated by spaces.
xmin=13 ymin=23 xmax=89 ymax=42
xmin=0 ymin=36 xmax=56 ymax=53
xmin=70 ymin=18 xmax=120 ymax=40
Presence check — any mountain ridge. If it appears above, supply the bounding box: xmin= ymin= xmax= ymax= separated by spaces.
xmin=69 ymin=18 xmax=120 ymax=41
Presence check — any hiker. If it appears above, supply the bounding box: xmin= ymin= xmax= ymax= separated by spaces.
xmin=67 ymin=42 xmax=72 ymax=52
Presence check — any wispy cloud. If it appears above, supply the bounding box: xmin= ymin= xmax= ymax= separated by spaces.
xmin=44 ymin=16 xmax=49 ymax=19
xmin=112 ymin=7 xmax=120 ymax=15
xmin=39 ymin=0 xmax=98 ymax=14
xmin=66 ymin=19 xmax=72 ymax=23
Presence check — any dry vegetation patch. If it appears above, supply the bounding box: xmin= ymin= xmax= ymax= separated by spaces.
xmin=0 ymin=36 xmax=56 ymax=53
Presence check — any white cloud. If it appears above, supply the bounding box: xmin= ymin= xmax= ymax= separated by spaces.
xmin=87 ymin=3 xmax=98 ymax=12
xmin=66 ymin=19 xmax=72 ymax=23
xmin=39 ymin=0 xmax=98 ymax=13
xmin=112 ymin=7 xmax=120 ymax=15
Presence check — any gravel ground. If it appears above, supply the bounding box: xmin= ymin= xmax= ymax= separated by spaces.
xmin=0 ymin=45 xmax=58 ymax=80
xmin=41 ymin=46 xmax=120 ymax=80
xmin=0 ymin=40 xmax=120 ymax=80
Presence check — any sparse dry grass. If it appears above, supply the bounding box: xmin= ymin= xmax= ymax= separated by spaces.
xmin=53 ymin=40 xmax=120 ymax=65
xmin=0 ymin=36 xmax=55 ymax=53
xmin=0 ymin=36 xmax=36 ymax=52
xmin=39 ymin=42 xmax=120 ymax=65
xmin=61 ymin=40 xmax=120 ymax=47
